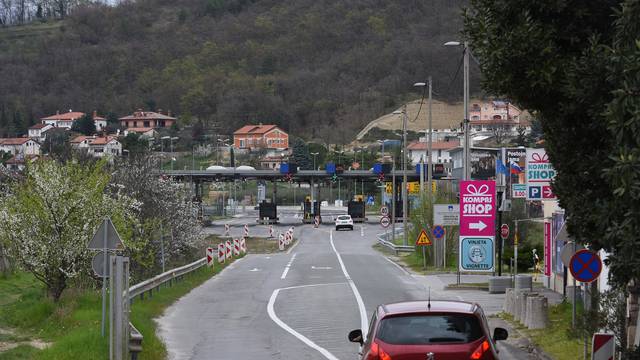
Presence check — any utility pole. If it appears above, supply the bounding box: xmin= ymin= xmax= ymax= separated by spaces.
xmin=402 ymin=105 xmax=408 ymax=247
xmin=463 ymin=42 xmax=470 ymax=180
xmin=427 ymin=76 xmax=433 ymax=205
xmin=391 ymin=157 xmax=396 ymax=242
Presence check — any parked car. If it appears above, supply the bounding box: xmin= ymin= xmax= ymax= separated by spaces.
xmin=335 ymin=214 xmax=354 ymax=231
xmin=348 ymin=300 xmax=508 ymax=360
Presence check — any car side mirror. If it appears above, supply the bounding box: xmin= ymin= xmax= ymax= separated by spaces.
xmin=493 ymin=327 xmax=508 ymax=341
xmin=348 ymin=329 xmax=363 ymax=345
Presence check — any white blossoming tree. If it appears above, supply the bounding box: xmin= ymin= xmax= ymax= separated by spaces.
xmin=0 ymin=160 xmax=138 ymax=301
xmin=110 ymin=155 xmax=206 ymax=278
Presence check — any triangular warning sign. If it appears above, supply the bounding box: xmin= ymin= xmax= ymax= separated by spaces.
xmin=416 ymin=229 xmax=432 ymax=246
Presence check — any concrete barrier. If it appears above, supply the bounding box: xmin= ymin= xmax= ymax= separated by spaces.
xmin=514 ymin=275 xmax=533 ymax=291
xmin=504 ymin=288 xmax=515 ymax=314
xmin=526 ymin=296 xmax=548 ymax=329
xmin=489 ymin=277 xmax=512 ymax=294
xmin=517 ymin=291 xmax=538 ymax=324
xmin=514 ymin=290 xmax=525 ymax=322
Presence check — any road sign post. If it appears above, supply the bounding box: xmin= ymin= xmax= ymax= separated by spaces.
xmin=88 ymin=218 xmax=124 ymax=338
xmin=459 ymin=181 xmax=496 ymax=273
xmin=380 ymin=216 xmax=390 ymax=228
xmin=569 ymin=250 xmax=602 ymax=283
xmin=416 ymin=229 xmax=432 ymax=270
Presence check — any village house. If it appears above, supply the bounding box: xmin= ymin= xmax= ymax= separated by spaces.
xmin=468 ymin=100 xmax=531 ymax=134
xmin=123 ymin=127 xmax=157 ymax=138
xmin=407 ymin=139 xmax=459 ymax=166
xmin=70 ymin=135 xmax=122 ymax=158
xmin=0 ymin=138 xmax=41 ymax=156
xmin=28 ymin=123 xmax=54 ymax=142
xmin=119 ymin=110 xmax=176 ymax=129
xmin=233 ymin=124 xmax=289 ymax=151
xmin=41 ymin=110 xmax=107 ymax=131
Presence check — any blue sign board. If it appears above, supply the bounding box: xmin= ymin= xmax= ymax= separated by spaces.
xmin=326 ymin=163 xmax=336 ymax=174
xmin=432 ymin=225 xmax=445 ymax=239
xmin=366 ymin=195 xmax=375 ymax=206
xmin=569 ymin=249 xmax=602 ymax=283
xmin=459 ymin=237 xmax=494 ymax=272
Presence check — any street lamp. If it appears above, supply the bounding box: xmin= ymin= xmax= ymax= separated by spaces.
xmin=414 ymin=77 xmax=433 ymax=204
xmin=217 ymin=138 xmax=230 ymax=166
xmin=393 ymin=107 xmax=409 ymax=246
xmin=310 ymin=152 xmax=319 ymax=170
xmin=444 ymin=40 xmax=470 ymax=180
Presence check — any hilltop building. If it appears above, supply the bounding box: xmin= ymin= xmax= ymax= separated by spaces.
xmin=41 ymin=110 xmax=107 ymax=131
xmin=233 ymin=124 xmax=288 ymax=151
xmin=0 ymin=138 xmax=41 ymax=156
xmin=70 ymin=135 xmax=122 ymax=158
xmin=119 ymin=110 xmax=176 ymax=129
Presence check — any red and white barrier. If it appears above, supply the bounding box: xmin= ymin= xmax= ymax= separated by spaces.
xmin=218 ymin=243 xmax=225 ymax=263
xmin=592 ymin=333 xmax=614 ymax=360
xmin=225 ymin=240 xmax=232 ymax=260
xmin=243 ymin=224 xmax=249 ymax=237
xmin=224 ymin=223 xmax=230 ymax=237
xmin=268 ymin=225 xmax=274 ymax=238
xmin=240 ymin=237 xmax=247 ymax=254
xmin=314 ymin=216 xmax=319 ymax=228
xmin=278 ymin=233 xmax=285 ymax=251
xmin=233 ymin=238 xmax=240 ymax=256
xmin=206 ymin=247 xmax=215 ymax=267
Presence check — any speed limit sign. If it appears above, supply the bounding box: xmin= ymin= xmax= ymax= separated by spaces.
xmin=380 ymin=216 xmax=391 ymax=228
xmin=380 ymin=206 xmax=389 ymax=216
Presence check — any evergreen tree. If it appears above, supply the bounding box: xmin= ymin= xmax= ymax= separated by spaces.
xmin=291 ymin=138 xmax=311 ymax=170
xmin=71 ymin=114 xmax=97 ymax=135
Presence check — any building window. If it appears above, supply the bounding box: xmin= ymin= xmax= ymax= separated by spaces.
xmin=144 ymin=121 xmax=150 ymax=127
xmin=133 ymin=121 xmax=138 ymax=127
xmin=240 ymin=139 xmax=245 ymax=148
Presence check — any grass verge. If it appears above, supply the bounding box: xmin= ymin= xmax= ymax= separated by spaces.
xmin=0 ymin=256 xmax=241 ymax=359
xmin=499 ymin=302 xmax=587 ymax=360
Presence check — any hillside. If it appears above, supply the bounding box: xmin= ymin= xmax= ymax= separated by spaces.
xmin=0 ymin=0 xmax=478 ymax=142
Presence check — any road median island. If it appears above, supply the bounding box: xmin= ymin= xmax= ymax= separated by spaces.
xmin=0 ymin=255 xmax=243 ymax=359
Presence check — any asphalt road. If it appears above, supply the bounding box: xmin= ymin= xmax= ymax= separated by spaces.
xmin=158 ymin=212 xmax=537 ymax=359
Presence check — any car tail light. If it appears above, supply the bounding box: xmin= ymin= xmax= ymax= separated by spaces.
xmin=470 ymin=340 xmax=490 ymax=359
xmin=367 ymin=341 xmax=392 ymax=360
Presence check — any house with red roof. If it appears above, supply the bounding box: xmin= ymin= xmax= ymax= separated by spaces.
xmin=119 ymin=110 xmax=176 ymax=129
xmin=0 ymin=138 xmax=41 ymax=156
xmin=28 ymin=123 xmax=54 ymax=142
xmin=41 ymin=110 xmax=107 ymax=130
xmin=70 ymin=135 xmax=122 ymax=158
xmin=233 ymin=124 xmax=288 ymax=151
xmin=407 ymin=140 xmax=459 ymax=166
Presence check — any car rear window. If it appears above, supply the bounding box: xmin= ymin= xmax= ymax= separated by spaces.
xmin=337 ymin=216 xmax=351 ymax=220
xmin=376 ymin=314 xmax=483 ymax=345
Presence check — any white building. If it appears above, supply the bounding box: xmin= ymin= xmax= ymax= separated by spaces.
xmin=28 ymin=124 xmax=54 ymax=142
xmin=70 ymin=135 xmax=122 ymax=158
xmin=407 ymin=140 xmax=459 ymax=165
xmin=41 ymin=110 xmax=107 ymax=131
xmin=0 ymin=138 xmax=41 ymax=156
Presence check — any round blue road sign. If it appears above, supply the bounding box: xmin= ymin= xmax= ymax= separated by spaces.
xmin=569 ymin=249 xmax=602 ymax=283
xmin=432 ymin=225 xmax=445 ymax=239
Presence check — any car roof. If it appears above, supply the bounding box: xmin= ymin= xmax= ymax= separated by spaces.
xmin=379 ymin=300 xmax=478 ymax=316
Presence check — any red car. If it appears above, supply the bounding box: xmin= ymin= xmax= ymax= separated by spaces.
xmin=348 ymin=300 xmax=508 ymax=360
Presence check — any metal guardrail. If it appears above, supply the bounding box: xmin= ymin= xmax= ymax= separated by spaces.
xmin=128 ymin=257 xmax=207 ymax=301
xmin=377 ymin=231 xmax=415 ymax=254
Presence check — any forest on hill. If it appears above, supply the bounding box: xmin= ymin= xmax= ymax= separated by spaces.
xmin=0 ymin=0 xmax=478 ymax=142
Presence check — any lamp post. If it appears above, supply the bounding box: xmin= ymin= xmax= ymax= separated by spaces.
xmin=310 ymin=152 xmax=319 ymax=170
xmin=444 ymin=41 xmax=470 ymax=180
xmin=393 ymin=106 xmax=409 ymax=246
xmin=414 ymin=77 xmax=433 ymax=205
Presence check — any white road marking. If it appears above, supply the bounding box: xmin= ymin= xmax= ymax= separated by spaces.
xmin=280 ymin=253 xmax=297 ymax=279
xmin=382 ymin=256 xmax=411 ymax=276
xmin=249 ymin=268 xmax=261 ymax=272
xmin=267 ymin=286 xmax=340 ymax=360
xmin=311 ymin=266 xmax=332 ymax=270
xmin=286 ymin=237 xmax=300 ymax=254
xmin=329 ymin=229 xmax=368 ymax=336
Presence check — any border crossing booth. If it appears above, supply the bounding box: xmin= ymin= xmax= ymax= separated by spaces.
xmin=302 ymin=199 xmax=320 ymax=224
